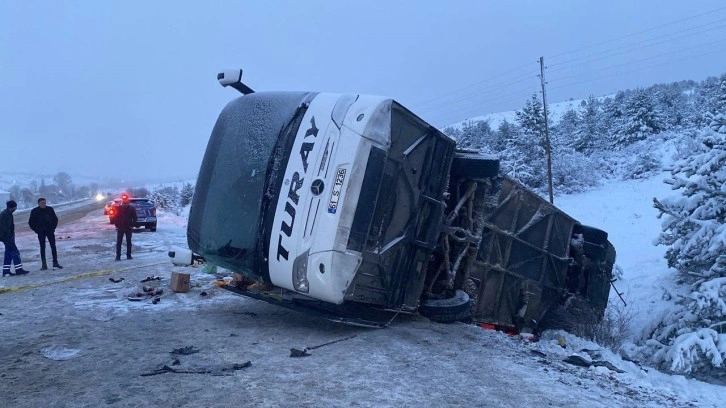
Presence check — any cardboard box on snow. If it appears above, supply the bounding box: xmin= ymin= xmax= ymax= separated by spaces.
xmin=170 ymin=271 xmax=190 ymax=292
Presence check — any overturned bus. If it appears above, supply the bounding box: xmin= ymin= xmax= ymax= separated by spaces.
xmin=185 ymin=70 xmax=616 ymax=331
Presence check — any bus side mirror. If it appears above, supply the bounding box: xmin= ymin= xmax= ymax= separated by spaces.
xmin=217 ymin=69 xmax=255 ymax=95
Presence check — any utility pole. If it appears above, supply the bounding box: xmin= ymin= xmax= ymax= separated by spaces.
xmin=539 ymin=56 xmax=554 ymax=204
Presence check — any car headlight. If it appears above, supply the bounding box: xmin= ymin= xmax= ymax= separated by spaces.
xmin=292 ymin=251 xmax=309 ymax=293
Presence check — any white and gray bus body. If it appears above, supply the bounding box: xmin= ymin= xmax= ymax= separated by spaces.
xmin=188 ymin=91 xmax=456 ymax=320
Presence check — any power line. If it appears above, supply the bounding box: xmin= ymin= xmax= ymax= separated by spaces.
xmin=417 ymin=80 xmax=537 ymax=119
xmin=413 ymin=71 xmax=536 ymax=109
xmin=415 ymin=74 xmax=539 ymax=114
xmin=431 ymin=90 xmax=536 ymax=128
xmin=547 ymin=46 xmax=726 ymax=93
xmin=548 ymin=19 xmax=726 ymax=71
xmin=410 ymin=62 xmax=534 ymax=108
xmin=417 ymin=5 xmax=726 ymax=127
xmin=548 ymin=37 xmax=726 ymax=84
xmin=547 ymin=5 xmax=726 ymax=60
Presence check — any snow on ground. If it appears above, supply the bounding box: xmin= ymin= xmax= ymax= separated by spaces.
xmin=448 ymin=98 xmax=587 ymax=130
xmin=1 ymin=177 xmax=725 ymax=407
xmin=446 ymin=95 xmax=615 ymax=130
xmin=554 ymin=173 xmax=684 ymax=341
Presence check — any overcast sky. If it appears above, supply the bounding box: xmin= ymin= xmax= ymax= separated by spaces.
xmin=2 ymin=1 xmax=725 ymax=183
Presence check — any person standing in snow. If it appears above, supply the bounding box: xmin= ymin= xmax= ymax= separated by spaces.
xmin=0 ymin=200 xmax=30 ymax=276
xmin=28 ymin=197 xmax=63 ymax=270
xmin=113 ymin=197 xmax=137 ymax=261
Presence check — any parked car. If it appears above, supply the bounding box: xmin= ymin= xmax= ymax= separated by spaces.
xmin=104 ymin=199 xmax=121 ymax=216
xmin=108 ymin=196 xmax=158 ymax=231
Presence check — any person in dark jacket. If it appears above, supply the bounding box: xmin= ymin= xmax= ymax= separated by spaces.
xmin=28 ymin=197 xmax=63 ymax=270
xmin=114 ymin=198 xmax=137 ymax=261
xmin=0 ymin=200 xmax=29 ymax=276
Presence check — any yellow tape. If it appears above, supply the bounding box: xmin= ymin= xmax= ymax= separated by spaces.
xmin=0 ymin=261 xmax=167 ymax=295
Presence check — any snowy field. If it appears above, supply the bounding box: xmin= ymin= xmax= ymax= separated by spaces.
xmin=0 ymin=175 xmax=724 ymax=407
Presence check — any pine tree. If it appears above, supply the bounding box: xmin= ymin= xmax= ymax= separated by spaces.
xmin=515 ymin=94 xmax=547 ymax=141
xmin=553 ymin=109 xmax=579 ymax=149
xmin=612 ymin=88 xmax=663 ymax=148
xmin=574 ymin=95 xmax=605 ymax=154
xmin=650 ymin=94 xmax=726 ymax=381
xmin=497 ymin=107 xmax=545 ymax=191
xmin=457 ymin=120 xmax=493 ymax=151
xmin=180 ymin=183 xmax=195 ymax=207
xmin=694 ymin=75 xmax=725 ymax=126
xmin=653 ymin=83 xmax=690 ymax=131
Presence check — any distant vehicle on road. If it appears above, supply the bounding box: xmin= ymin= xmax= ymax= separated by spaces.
xmin=104 ymin=199 xmax=121 ymax=216
xmin=108 ymin=194 xmax=157 ymax=231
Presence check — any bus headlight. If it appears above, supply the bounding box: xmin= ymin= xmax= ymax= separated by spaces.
xmin=292 ymin=251 xmax=309 ymax=293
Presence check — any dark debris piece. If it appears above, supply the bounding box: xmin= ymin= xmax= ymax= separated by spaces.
xmin=170 ymin=346 xmax=201 ymax=356
xmin=140 ymin=361 xmax=252 ymax=376
xmin=563 ymin=355 xmax=592 ymax=368
xmin=530 ymin=349 xmax=547 ymax=357
xmin=141 ymin=276 xmax=162 ymax=283
xmin=592 ymin=360 xmax=625 ymax=373
xmin=109 ymin=277 xmax=124 ymax=283
xmin=232 ymin=311 xmax=257 ymax=317
xmin=290 ymin=348 xmax=311 ymax=358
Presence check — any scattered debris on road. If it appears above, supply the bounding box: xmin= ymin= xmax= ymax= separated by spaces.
xmin=289 ymin=335 xmax=357 ymax=358
xmin=140 ymin=361 xmax=251 ymax=377
xmin=41 ymin=346 xmax=81 ymax=361
xmin=170 ymin=346 xmax=201 ymax=356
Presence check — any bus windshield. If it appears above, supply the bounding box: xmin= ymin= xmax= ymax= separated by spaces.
xmin=188 ymin=92 xmax=312 ymax=278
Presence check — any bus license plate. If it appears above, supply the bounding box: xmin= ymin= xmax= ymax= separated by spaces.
xmin=328 ymin=168 xmax=346 ymax=214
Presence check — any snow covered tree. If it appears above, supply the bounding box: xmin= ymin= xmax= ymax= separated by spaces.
xmin=75 ymin=185 xmax=90 ymax=199
xmin=693 ymin=74 xmax=726 ymax=127
xmin=8 ymin=185 xmax=21 ymax=203
xmin=515 ymin=94 xmax=547 ymax=142
xmin=625 ymin=149 xmax=662 ymax=180
xmin=611 ymin=88 xmax=663 ymax=148
xmin=653 ymin=84 xmax=691 ymax=131
xmin=20 ymin=188 xmax=34 ymax=207
xmin=38 ymin=178 xmax=51 ymax=198
xmin=180 ymin=182 xmax=195 ymax=207
xmin=53 ymin=171 xmax=72 ymax=195
xmin=649 ymin=101 xmax=726 ymax=382
xmin=441 ymin=125 xmax=461 ymax=141
xmin=499 ymin=104 xmax=548 ymax=191
xmin=553 ymin=109 xmax=579 ymax=149
xmin=573 ymin=95 xmax=606 ymax=154
xmin=151 ymin=186 xmax=180 ymax=214
xmin=549 ymin=147 xmax=599 ymax=194
xmin=457 ymin=120 xmax=494 ymax=152
xmin=712 ymin=75 xmax=726 ymax=116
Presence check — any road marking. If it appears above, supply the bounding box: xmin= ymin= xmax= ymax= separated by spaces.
xmin=0 ymin=261 xmax=167 ymax=295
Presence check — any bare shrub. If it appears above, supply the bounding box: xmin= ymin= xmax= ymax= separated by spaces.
xmin=542 ymin=297 xmax=634 ymax=352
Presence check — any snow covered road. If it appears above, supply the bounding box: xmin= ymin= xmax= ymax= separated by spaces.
xmin=0 ymin=200 xmax=722 ymax=407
